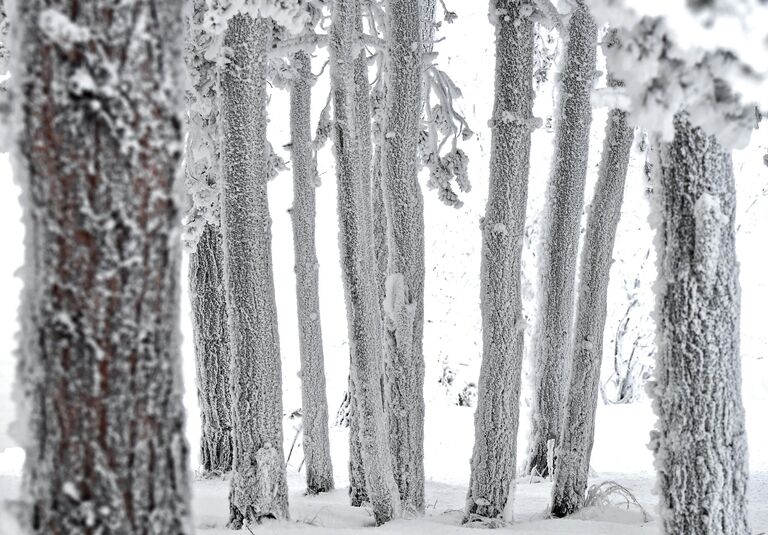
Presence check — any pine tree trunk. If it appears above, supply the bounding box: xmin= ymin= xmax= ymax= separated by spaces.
xmin=186 ymin=0 xmax=233 ymax=477
xmin=330 ymin=0 xmax=402 ymax=524
xmin=551 ymin=103 xmax=633 ymax=517
xmin=651 ymin=114 xmax=750 ymax=535
xmin=381 ymin=0 xmax=425 ymax=514
xmin=12 ymin=1 xmax=192 ymax=532
xmin=220 ymin=14 xmax=289 ymax=525
xmin=289 ymin=50 xmax=335 ymax=495
xmin=464 ymin=0 xmax=534 ymax=524
xmin=347 ymin=25 xmax=376 ymax=506
xmin=526 ymin=0 xmax=597 ymax=478
xmin=190 ymin=226 xmax=233 ymax=475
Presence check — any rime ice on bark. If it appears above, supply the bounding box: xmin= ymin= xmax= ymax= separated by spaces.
xmin=219 ymin=14 xmax=289 ymax=525
xmin=329 ymin=0 xmax=401 ymax=524
xmin=551 ymin=72 xmax=634 ymax=516
xmin=185 ymin=0 xmax=233 ymax=477
xmin=525 ymin=0 xmax=597 ymax=478
xmin=464 ymin=0 xmax=534 ymax=524
xmin=650 ymin=114 xmax=750 ymax=535
xmin=289 ymin=49 xmax=335 ymax=495
xmin=11 ymin=1 xmax=192 ymax=532
xmin=381 ymin=0 xmax=426 ymax=515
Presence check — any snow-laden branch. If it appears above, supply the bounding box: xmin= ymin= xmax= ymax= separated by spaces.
xmin=203 ymin=0 xmax=312 ymax=35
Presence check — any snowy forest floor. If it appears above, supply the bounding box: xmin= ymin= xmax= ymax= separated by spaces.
xmin=1 ymin=390 xmax=767 ymax=533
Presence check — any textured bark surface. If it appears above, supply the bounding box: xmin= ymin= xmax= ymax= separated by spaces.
xmin=330 ymin=0 xmax=402 ymax=524
xmin=651 ymin=115 xmax=750 ymax=535
xmin=189 ymin=226 xmax=233 ymax=475
xmin=551 ymin=104 xmax=633 ymax=517
xmin=464 ymin=0 xmax=534 ymax=524
xmin=220 ymin=14 xmax=288 ymax=525
xmin=12 ymin=1 xmax=192 ymax=532
xmin=381 ymin=0 xmax=425 ymax=515
xmin=186 ymin=0 xmax=232 ymax=477
xmin=526 ymin=0 xmax=597 ymax=478
xmin=289 ymin=50 xmax=335 ymax=495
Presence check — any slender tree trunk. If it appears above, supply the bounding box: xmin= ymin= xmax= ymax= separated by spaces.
xmin=12 ymin=1 xmax=191 ymax=532
xmin=220 ymin=14 xmax=289 ymax=525
xmin=650 ymin=114 xmax=750 ymax=535
xmin=525 ymin=0 xmax=597 ymax=478
xmin=186 ymin=0 xmax=233 ymax=476
xmin=381 ymin=0 xmax=425 ymax=514
xmin=289 ymin=50 xmax=335 ymax=495
xmin=347 ymin=22 xmax=376 ymax=506
xmin=464 ymin=0 xmax=534 ymax=524
xmin=551 ymin=99 xmax=633 ymax=517
xmin=330 ymin=0 xmax=401 ymax=524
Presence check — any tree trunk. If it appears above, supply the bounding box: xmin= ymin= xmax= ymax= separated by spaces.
xmin=186 ymin=0 xmax=233 ymax=477
xmin=12 ymin=1 xmax=191 ymax=532
xmin=289 ymin=49 xmax=335 ymax=495
xmin=650 ymin=114 xmax=750 ymax=535
xmin=381 ymin=0 xmax=425 ymax=514
xmin=525 ymin=0 xmax=597 ymax=478
xmin=347 ymin=22 xmax=376 ymax=506
xmin=330 ymin=0 xmax=401 ymax=524
xmin=220 ymin=14 xmax=289 ymax=525
xmin=551 ymin=102 xmax=633 ymax=517
xmin=464 ymin=0 xmax=534 ymax=524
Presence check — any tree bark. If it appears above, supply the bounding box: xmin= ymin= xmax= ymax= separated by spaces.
xmin=526 ymin=0 xmax=597 ymax=478
xmin=330 ymin=0 xmax=402 ymax=524
xmin=186 ymin=0 xmax=233 ymax=477
xmin=220 ymin=14 xmax=289 ymax=525
xmin=381 ymin=0 xmax=425 ymax=514
xmin=551 ymin=102 xmax=633 ymax=517
xmin=464 ymin=0 xmax=534 ymax=524
xmin=650 ymin=114 xmax=750 ymax=535
xmin=12 ymin=1 xmax=191 ymax=532
xmin=289 ymin=49 xmax=335 ymax=495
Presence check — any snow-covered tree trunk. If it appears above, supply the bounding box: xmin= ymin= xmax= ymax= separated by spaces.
xmin=330 ymin=0 xmax=402 ymax=524
xmin=525 ymin=0 xmax=597 ymax=478
xmin=464 ymin=0 xmax=534 ymax=524
xmin=381 ymin=0 xmax=425 ymax=514
xmin=219 ymin=14 xmax=289 ymax=525
xmin=289 ymin=49 xmax=335 ymax=495
xmin=551 ymin=94 xmax=633 ymax=517
xmin=650 ymin=114 xmax=750 ymax=535
xmin=12 ymin=1 xmax=192 ymax=532
xmin=348 ymin=25 xmax=375 ymax=506
xmin=186 ymin=0 xmax=233 ymax=477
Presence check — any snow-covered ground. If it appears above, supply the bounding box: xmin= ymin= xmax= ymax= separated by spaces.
xmin=1 ymin=3 xmax=767 ymax=534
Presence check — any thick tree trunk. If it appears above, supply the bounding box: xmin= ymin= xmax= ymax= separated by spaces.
xmin=347 ymin=24 xmax=375 ymax=506
xmin=289 ymin=50 xmax=335 ymax=495
xmin=186 ymin=0 xmax=233 ymax=476
xmin=381 ymin=0 xmax=425 ymax=514
xmin=12 ymin=1 xmax=191 ymax=532
xmin=651 ymin=114 xmax=750 ymax=535
xmin=464 ymin=0 xmax=534 ymax=524
xmin=330 ymin=0 xmax=402 ymax=524
xmin=220 ymin=14 xmax=289 ymax=525
xmin=525 ymin=0 xmax=597 ymax=478
xmin=551 ymin=103 xmax=633 ymax=517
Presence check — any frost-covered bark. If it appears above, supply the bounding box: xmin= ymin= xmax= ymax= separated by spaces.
xmin=289 ymin=49 xmax=335 ymax=495
xmin=381 ymin=0 xmax=425 ymax=514
xmin=525 ymin=0 xmax=597 ymax=478
xmin=186 ymin=0 xmax=233 ymax=477
xmin=464 ymin=0 xmax=534 ymax=524
xmin=11 ymin=1 xmax=192 ymax=532
xmin=330 ymin=0 xmax=401 ymax=524
xmin=650 ymin=114 xmax=750 ymax=535
xmin=551 ymin=93 xmax=633 ymax=517
xmin=219 ymin=14 xmax=288 ymax=525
